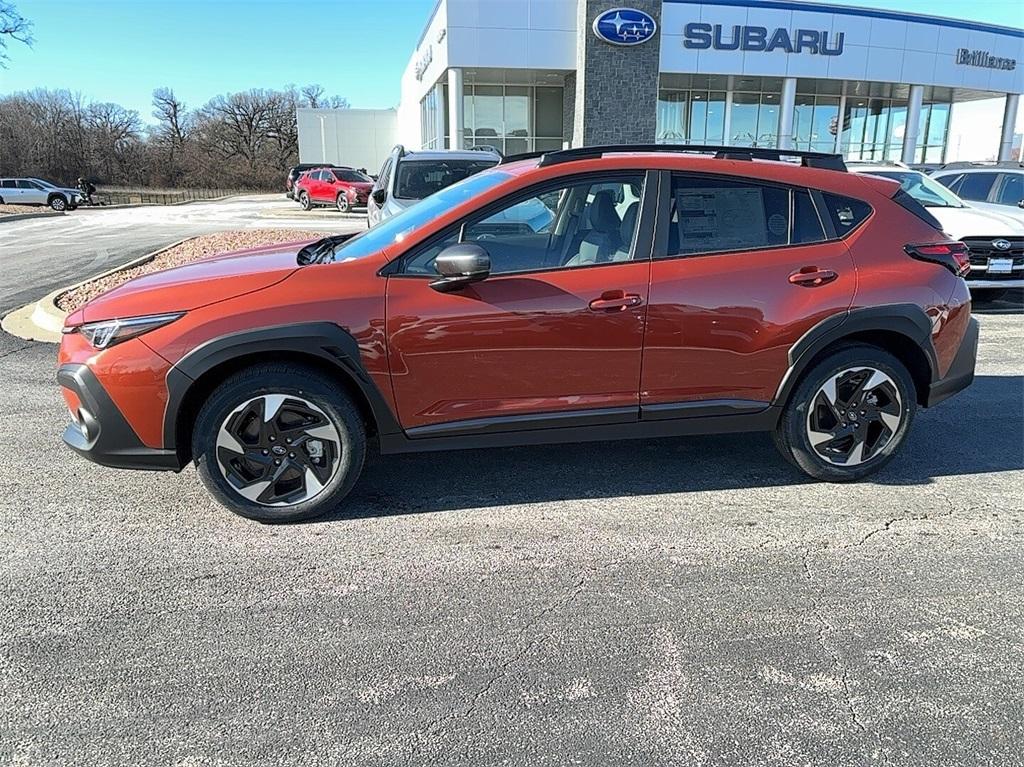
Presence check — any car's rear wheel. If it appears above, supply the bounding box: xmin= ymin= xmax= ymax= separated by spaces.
xmin=299 ymin=191 xmax=312 ymax=211
xmin=192 ymin=364 xmax=366 ymax=523
xmin=49 ymin=195 xmax=68 ymax=211
xmin=773 ymin=345 xmax=916 ymax=482
xmin=336 ymin=193 xmax=350 ymax=213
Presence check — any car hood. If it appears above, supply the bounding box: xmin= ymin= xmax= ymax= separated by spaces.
xmin=929 ymin=205 xmax=1024 ymax=238
xmin=81 ymin=240 xmax=312 ymax=322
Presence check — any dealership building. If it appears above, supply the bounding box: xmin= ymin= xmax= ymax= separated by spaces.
xmin=369 ymin=0 xmax=1024 ymax=165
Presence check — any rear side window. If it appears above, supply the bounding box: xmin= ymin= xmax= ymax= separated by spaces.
xmin=820 ymin=193 xmax=872 ymax=235
xmin=995 ymin=173 xmax=1023 ymax=205
xmin=0 ymin=179 xmax=15 ymax=188
xmin=891 ymin=189 xmax=943 ymax=230
xmin=664 ymin=175 xmax=790 ymax=256
xmin=934 ymin=174 xmax=962 ymax=192
xmin=955 ymin=172 xmax=998 ymax=202
xmin=792 ymin=190 xmax=826 ymax=244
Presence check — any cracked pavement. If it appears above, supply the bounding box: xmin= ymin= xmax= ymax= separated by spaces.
xmin=0 ymin=249 xmax=1022 ymax=763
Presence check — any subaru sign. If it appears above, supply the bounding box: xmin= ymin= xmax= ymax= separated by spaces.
xmin=683 ymin=23 xmax=845 ymax=56
xmin=593 ymin=8 xmax=658 ymax=46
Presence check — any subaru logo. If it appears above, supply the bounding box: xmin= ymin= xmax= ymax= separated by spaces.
xmin=992 ymin=238 xmax=1012 ymax=251
xmin=593 ymin=7 xmax=657 ymax=46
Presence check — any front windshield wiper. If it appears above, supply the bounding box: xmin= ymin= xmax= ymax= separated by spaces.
xmin=296 ymin=233 xmax=359 ymax=265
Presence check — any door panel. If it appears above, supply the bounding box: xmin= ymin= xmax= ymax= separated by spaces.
xmin=641 ymin=173 xmax=856 ymax=407
xmin=386 ymin=262 xmax=650 ymax=430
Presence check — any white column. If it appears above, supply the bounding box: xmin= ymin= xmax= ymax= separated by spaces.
xmin=448 ymin=68 xmax=465 ymax=150
xmin=435 ymin=86 xmax=446 ymax=149
xmin=999 ymin=94 xmax=1020 ymax=162
xmin=723 ymin=75 xmax=734 ymax=146
xmin=902 ymin=84 xmax=925 ymax=164
xmin=778 ymin=77 xmax=797 ymax=150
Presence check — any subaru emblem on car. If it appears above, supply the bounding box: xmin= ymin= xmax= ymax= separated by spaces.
xmin=592 ymin=7 xmax=658 ymax=46
xmin=992 ymin=238 xmax=1012 ymax=251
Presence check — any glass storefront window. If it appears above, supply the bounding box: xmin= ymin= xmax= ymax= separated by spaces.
xmin=454 ymin=83 xmax=564 ymax=154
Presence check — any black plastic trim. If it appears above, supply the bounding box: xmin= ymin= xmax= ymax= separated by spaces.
xmin=380 ymin=406 xmax=782 ymax=454
xmin=927 ymin=317 xmax=978 ymax=407
xmin=641 ymin=399 xmax=769 ymax=421
xmin=775 ymin=304 xmax=939 ymax=406
xmin=163 ymin=322 xmax=403 ymax=453
xmin=58 ymin=364 xmax=182 ymax=471
xmin=405 ymin=406 xmax=637 ymax=439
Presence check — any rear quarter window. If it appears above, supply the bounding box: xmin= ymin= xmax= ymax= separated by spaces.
xmin=820 ymin=193 xmax=872 ymax=236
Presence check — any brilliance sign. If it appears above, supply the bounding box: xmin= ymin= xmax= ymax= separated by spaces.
xmin=683 ymin=23 xmax=845 ymax=56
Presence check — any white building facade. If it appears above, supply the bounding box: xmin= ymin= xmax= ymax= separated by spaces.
xmin=394 ymin=0 xmax=1024 ymax=163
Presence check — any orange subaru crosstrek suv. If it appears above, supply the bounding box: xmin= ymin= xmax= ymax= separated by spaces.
xmin=58 ymin=145 xmax=978 ymax=522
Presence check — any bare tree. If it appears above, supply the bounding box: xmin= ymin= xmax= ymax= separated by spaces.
xmin=0 ymin=1 xmax=32 ymax=67
xmin=300 ymin=84 xmax=325 ymax=108
xmin=152 ymin=87 xmax=189 ymax=185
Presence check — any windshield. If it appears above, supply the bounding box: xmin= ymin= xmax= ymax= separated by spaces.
xmin=32 ymin=178 xmax=59 ymax=189
xmin=869 ymin=170 xmax=965 ymax=208
xmin=394 ymin=159 xmax=498 ymax=200
xmin=333 ymin=169 xmax=371 ymax=183
xmin=326 ymin=169 xmax=512 ymax=263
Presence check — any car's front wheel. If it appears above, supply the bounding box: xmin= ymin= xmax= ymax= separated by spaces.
xmin=49 ymin=195 xmax=68 ymax=211
xmin=774 ymin=345 xmax=916 ymax=482
xmin=336 ymin=193 xmax=351 ymax=213
xmin=299 ymin=191 xmax=312 ymax=211
xmin=192 ymin=364 xmax=366 ymax=523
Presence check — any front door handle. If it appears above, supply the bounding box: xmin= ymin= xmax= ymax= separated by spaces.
xmin=789 ymin=267 xmax=838 ymax=287
xmin=589 ymin=290 xmax=643 ymax=311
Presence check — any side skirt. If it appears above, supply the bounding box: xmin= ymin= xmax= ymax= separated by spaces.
xmin=379 ymin=403 xmax=780 ymax=455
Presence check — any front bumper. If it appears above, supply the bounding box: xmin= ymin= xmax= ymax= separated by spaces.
xmin=57 ymin=364 xmax=182 ymax=471
xmin=966 ymin=278 xmax=1024 ymax=289
xmin=926 ymin=317 xmax=979 ymax=407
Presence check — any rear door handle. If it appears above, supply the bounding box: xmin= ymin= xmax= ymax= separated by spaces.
xmin=789 ymin=267 xmax=838 ymax=287
xmin=589 ymin=291 xmax=643 ymax=311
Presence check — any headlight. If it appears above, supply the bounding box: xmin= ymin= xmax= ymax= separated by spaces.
xmin=67 ymin=312 xmax=185 ymax=349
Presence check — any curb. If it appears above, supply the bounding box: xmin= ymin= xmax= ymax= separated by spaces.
xmin=0 ymin=211 xmax=66 ymax=224
xmin=75 ymin=194 xmax=251 ymax=211
xmin=1 ymin=237 xmax=193 ymax=345
xmin=257 ymin=208 xmax=367 ymax=221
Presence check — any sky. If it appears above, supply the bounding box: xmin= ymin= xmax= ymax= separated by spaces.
xmin=0 ymin=0 xmax=1022 ymax=157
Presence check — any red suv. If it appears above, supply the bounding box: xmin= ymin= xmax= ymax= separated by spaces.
xmin=57 ymin=145 xmax=978 ymax=523
xmin=295 ymin=167 xmax=373 ymax=212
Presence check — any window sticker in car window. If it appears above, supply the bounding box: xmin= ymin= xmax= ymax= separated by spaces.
xmin=676 ymin=187 xmax=768 ymax=253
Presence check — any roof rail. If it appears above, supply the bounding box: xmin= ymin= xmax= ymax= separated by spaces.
xmin=500 ymin=144 xmax=847 ymax=172
xmin=499 ymin=149 xmax=548 ymax=165
xmin=391 ymin=144 xmax=407 ymax=158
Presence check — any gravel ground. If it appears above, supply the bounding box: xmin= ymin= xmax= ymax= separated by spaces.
xmin=55 ymin=229 xmax=325 ymax=312
xmin=0 ymin=204 xmax=55 ymax=217
xmin=0 ymin=304 xmax=1021 ymax=766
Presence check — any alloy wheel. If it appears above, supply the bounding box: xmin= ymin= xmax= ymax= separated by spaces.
xmin=336 ymin=195 xmax=350 ymax=213
xmin=805 ymin=367 xmax=903 ymax=467
xmin=51 ymin=197 xmax=67 ymax=211
xmin=215 ymin=394 xmax=341 ymax=506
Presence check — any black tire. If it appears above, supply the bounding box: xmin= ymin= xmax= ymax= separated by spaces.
xmin=336 ymin=193 xmax=350 ymax=213
xmin=972 ymin=288 xmax=1008 ymax=303
xmin=192 ymin=364 xmax=366 ymax=523
xmin=773 ymin=344 xmax=916 ymax=482
xmin=299 ymin=191 xmax=312 ymax=211
xmin=49 ymin=194 xmax=68 ymax=211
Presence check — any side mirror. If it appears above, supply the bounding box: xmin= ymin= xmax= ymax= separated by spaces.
xmin=430 ymin=243 xmax=490 ymax=293
xmin=1017 ymin=199 xmax=1024 ymax=209
xmin=371 ymin=189 xmax=386 ymax=206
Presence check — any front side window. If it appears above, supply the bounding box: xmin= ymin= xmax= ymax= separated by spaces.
xmin=663 ymin=175 xmax=790 ymax=256
xmin=16 ymin=180 xmax=40 ymax=190
xmin=403 ymin=175 xmax=646 ymax=276
xmin=394 ymin=159 xmax=498 ymax=200
xmin=955 ymin=172 xmax=998 ymax=202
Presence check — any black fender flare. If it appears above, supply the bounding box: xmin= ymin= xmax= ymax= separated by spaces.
xmin=773 ymin=303 xmax=938 ymax=406
xmin=162 ymin=322 xmax=402 ymax=452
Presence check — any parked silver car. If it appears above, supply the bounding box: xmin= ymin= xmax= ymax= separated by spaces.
xmin=366 ymin=146 xmax=500 ymax=227
xmin=0 ymin=177 xmax=84 ymax=211
xmin=930 ymin=163 xmax=1024 ymax=225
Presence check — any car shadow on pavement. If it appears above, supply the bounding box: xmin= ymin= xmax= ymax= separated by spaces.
xmin=318 ymin=374 xmax=1024 ymax=522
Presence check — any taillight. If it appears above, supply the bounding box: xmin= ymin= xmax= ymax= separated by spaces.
xmin=905 ymin=242 xmax=970 ymax=277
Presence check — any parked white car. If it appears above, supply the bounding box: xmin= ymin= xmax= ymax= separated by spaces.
xmin=930 ymin=164 xmax=1024 ymax=226
xmin=0 ymin=177 xmax=84 ymax=211
xmin=850 ymin=163 xmax=1024 ymax=300
xmin=367 ymin=146 xmax=500 ymax=227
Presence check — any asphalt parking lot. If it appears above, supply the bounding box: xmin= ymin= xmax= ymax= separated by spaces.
xmin=1 ymin=202 xmax=1023 ymax=765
